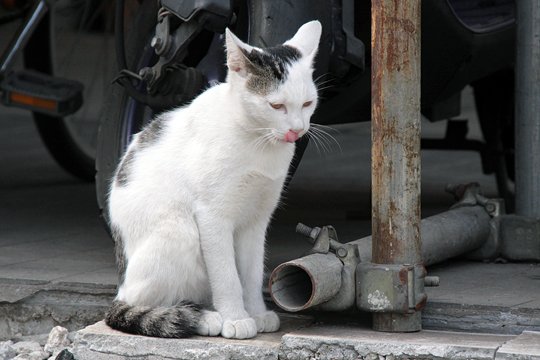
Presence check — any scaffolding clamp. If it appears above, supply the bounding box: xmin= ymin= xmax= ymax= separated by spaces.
xmin=356 ymin=263 xmax=428 ymax=314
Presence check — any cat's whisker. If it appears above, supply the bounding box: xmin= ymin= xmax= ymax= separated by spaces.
xmin=252 ymin=136 xmax=266 ymax=152
xmin=307 ymin=130 xmax=329 ymax=154
xmin=257 ymin=131 xmax=276 ymax=152
xmin=308 ymin=126 xmax=342 ymax=154
xmin=316 ymin=85 xmax=335 ymax=93
xmin=251 ymin=130 xmax=274 ymax=152
xmin=314 ymin=72 xmax=333 ymax=84
xmin=306 ymin=132 xmax=323 ymax=155
xmin=310 ymin=126 xmax=338 ymax=145
xmin=315 ymin=78 xmax=334 ymax=87
xmin=311 ymin=123 xmax=340 ymax=133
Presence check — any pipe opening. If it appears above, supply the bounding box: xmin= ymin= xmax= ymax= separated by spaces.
xmin=270 ymin=264 xmax=313 ymax=312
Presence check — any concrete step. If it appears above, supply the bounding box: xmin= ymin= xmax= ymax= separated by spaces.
xmin=69 ymin=319 xmax=540 ymax=360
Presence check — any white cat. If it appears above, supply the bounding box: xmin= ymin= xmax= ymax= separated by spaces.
xmin=105 ymin=20 xmax=321 ymax=339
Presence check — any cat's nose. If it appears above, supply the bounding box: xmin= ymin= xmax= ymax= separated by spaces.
xmin=284 ymin=129 xmax=302 ymax=143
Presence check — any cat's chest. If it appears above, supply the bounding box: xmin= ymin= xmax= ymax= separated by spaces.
xmin=240 ymin=145 xmax=294 ymax=180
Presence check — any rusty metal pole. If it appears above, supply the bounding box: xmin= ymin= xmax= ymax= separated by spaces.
xmin=371 ymin=0 xmax=422 ymax=332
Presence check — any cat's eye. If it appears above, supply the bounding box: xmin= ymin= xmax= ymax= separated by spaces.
xmin=270 ymin=103 xmax=284 ymax=110
xmin=303 ymin=101 xmax=313 ymax=108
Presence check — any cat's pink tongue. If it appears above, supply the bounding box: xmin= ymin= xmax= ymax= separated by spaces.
xmin=284 ymin=130 xmax=299 ymax=143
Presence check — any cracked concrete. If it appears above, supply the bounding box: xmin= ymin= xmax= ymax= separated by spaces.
xmin=0 ymin=279 xmax=115 ymax=339
xmin=65 ymin=320 xmax=540 ymax=360
xmin=496 ymin=331 xmax=540 ymax=359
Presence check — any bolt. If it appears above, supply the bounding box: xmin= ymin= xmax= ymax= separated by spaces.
xmin=336 ymin=247 xmax=348 ymax=258
xmin=296 ymin=223 xmax=320 ymax=240
xmin=485 ymin=202 xmax=496 ymax=214
xmin=139 ymin=68 xmax=154 ymax=83
xmin=151 ymin=36 xmax=162 ymax=49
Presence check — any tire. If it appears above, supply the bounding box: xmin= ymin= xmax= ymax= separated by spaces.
xmin=96 ymin=0 xmax=159 ymax=223
xmin=472 ymin=69 xmax=515 ymax=210
xmin=95 ymin=0 xmax=326 ymax=222
xmin=24 ymin=1 xmax=115 ymax=182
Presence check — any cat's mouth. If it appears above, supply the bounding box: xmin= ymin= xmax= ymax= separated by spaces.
xmin=283 ymin=130 xmax=300 ymax=143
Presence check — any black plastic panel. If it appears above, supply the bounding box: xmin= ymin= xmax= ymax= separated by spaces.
xmin=161 ymin=0 xmax=232 ymax=29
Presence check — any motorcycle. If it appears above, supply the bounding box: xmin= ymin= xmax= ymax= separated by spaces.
xmin=0 ymin=0 xmax=516 ymax=220
xmin=96 ymin=0 xmax=516 ymax=219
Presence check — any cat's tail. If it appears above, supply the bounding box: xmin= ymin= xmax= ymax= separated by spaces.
xmin=105 ymin=300 xmax=201 ymax=338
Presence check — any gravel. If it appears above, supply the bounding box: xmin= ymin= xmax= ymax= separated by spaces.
xmin=0 ymin=327 xmax=73 ymax=360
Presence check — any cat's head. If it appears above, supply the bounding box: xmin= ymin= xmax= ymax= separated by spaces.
xmin=225 ymin=21 xmax=322 ymax=144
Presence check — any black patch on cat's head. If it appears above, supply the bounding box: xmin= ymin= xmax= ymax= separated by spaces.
xmin=243 ymin=45 xmax=301 ymax=95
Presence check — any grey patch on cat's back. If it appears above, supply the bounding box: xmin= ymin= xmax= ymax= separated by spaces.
xmin=115 ymin=149 xmax=135 ymax=187
xmin=244 ymin=45 xmax=301 ymax=95
xmin=115 ymin=117 xmax=166 ymax=187
xmin=139 ymin=116 xmax=166 ymax=148
xmin=111 ymin=224 xmax=126 ymax=285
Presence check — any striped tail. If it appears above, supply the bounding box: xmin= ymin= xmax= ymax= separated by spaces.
xmin=105 ymin=300 xmax=201 ymax=338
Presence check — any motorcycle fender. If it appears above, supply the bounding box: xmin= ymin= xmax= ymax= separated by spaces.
xmin=160 ymin=0 xmax=233 ymax=31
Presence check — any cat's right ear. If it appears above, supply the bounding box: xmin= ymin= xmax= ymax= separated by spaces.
xmin=225 ymin=28 xmax=252 ymax=78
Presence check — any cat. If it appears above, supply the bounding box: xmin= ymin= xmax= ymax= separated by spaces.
xmin=105 ymin=20 xmax=322 ymax=340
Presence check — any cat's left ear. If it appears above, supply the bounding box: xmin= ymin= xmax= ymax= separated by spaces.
xmin=225 ymin=28 xmax=253 ymax=78
xmin=284 ymin=20 xmax=322 ymax=60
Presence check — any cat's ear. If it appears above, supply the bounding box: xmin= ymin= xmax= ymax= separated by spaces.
xmin=284 ymin=20 xmax=322 ymax=59
xmin=225 ymin=28 xmax=253 ymax=78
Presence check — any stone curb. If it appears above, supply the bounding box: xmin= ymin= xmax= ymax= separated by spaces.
xmin=69 ymin=321 xmax=540 ymax=360
xmin=496 ymin=331 xmax=540 ymax=360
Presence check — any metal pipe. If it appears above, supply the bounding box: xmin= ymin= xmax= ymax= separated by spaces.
xmin=269 ymin=205 xmax=491 ymax=313
xmin=515 ymin=0 xmax=540 ymax=218
xmin=269 ymin=253 xmax=343 ymax=312
xmin=353 ymin=205 xmax=492 ymax=265
xmin=0 ymin=1 xmax=48 ymax=76
xmin=371 ymin=0 xmax=422 ymax=331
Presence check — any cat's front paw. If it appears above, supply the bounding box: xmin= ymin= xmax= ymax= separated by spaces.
xmin=221 ymin=317 xmax=257 ymax=339
xmin=196 ymin=311 xmax=223 ymax=336
xmin=252 ymin=311 xmax=280 ymax=333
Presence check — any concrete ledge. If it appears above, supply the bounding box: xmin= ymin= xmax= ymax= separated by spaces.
xmin=0 ymin=279 xmax=115 ymax=339
xmin=71 ymin=316 xmax=313 ymax=360
xmin=68 ymin=319 xmax=535 ymax=360
xmin=496 ymin=331 xmax=540 ymax=360
xmin=280 ymin=325 xmax=513 ymax=360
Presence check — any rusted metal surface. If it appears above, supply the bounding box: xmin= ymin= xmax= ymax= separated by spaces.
xmin=371 ymin=0 xmax=422 ymax=331
xmin=515 ymin=0 xmax=540 ymax=218
xmin=371 ymin=0 xmax=422 ymax=264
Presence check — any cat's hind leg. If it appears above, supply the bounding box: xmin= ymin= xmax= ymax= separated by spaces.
xmin=111 ymin=219 xmax=214 ymax=337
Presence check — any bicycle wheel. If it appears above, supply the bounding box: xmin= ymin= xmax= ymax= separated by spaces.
xmin=24 ymin=0 xmax=115 ymax=181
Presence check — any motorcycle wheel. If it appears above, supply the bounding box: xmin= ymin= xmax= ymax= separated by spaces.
xmin=24 ymin=0 xmax=115 ymax=182
xmin=95 ymin=0 xmax=318 ymax=222
xmin=473 ymin=69 xmax=515 ymax=211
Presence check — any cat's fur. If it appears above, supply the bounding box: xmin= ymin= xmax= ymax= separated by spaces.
xmin=105 ymin=21 xmax=322 ymax=339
